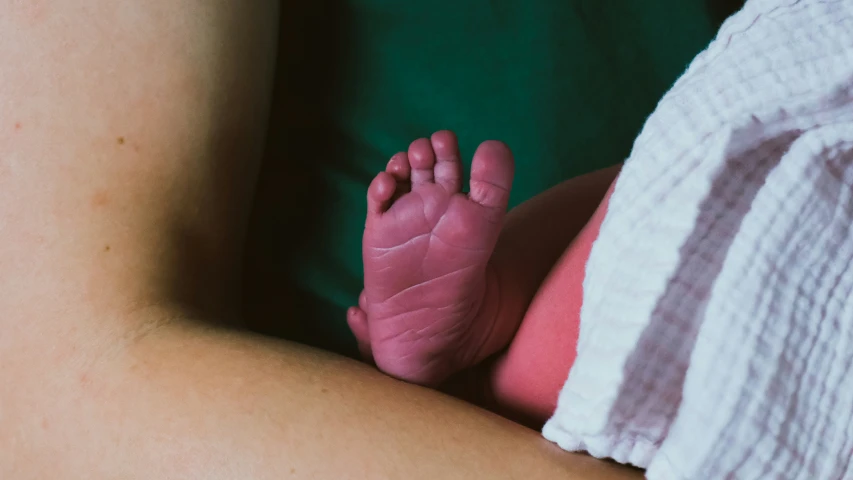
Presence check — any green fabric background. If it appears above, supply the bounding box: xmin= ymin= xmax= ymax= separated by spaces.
xmin=248 ymin=1 xmax=726 ymax=357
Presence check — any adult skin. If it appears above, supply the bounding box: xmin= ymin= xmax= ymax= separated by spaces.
xmin=0 ymin=1 xmax=641 ymax=478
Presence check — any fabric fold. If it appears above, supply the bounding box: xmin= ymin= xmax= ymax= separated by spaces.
xmin=544 ymin=1 xmax=853 ymax=477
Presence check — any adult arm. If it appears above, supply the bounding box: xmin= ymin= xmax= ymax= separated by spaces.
xmin=0 ymin=1 xmax=639 ymax=478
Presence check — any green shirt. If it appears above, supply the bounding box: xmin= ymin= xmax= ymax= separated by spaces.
xmin=253 ymin=1 xmax=723 ymax=356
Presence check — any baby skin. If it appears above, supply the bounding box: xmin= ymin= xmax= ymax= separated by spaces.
xmin=348 ymin=130 xmax=618 ymax=425
xmin=347 ymin=131 xmax=516 ymax=386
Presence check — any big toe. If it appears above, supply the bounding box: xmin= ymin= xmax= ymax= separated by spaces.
xmin=468 ymin=140 xmax=514 ymax=210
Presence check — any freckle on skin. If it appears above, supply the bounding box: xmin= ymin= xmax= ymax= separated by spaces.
xmin=91 ymin=191 xmax=109 ymax=208
xmin=104 ymin=245 xmax=111 ymax=252
xmin=117 ymin=136 xmax=125 ymax=145
xmin=321 ymin=388 xmax=329 ymax=394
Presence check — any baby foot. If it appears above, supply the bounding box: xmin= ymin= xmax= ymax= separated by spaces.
xmin=347 ymin=131 xmax=515 ymax=385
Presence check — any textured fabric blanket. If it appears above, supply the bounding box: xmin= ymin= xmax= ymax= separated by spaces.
xmin=543 ymin=1 xmax=853 ymax=478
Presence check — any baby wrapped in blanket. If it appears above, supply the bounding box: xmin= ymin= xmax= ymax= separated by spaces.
xmin=348 ymin=0 xmax=853 ymax=477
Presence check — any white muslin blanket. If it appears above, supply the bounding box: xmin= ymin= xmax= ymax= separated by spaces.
xmin=543 ymin=1 xmax=853 ymax=478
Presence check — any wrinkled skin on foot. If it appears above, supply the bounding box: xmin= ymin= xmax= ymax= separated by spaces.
xmin=348 ymin=131 xmax=515 ymax=386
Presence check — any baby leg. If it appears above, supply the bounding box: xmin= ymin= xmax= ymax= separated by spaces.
xmin=488 ymin=181 xmax=616 ymax=426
